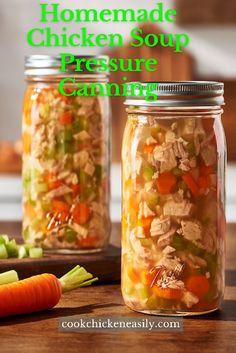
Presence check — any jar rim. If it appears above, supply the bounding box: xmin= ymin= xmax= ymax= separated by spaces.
xmin=124 ymin=81 xmax=224 ymax=107
xmin=24 ymin=54 xmax=110 ymax=76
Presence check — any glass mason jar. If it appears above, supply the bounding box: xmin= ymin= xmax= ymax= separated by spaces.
xmin=22 ymin=55 xmax=111 ymax=252
xmin=121 ymin=82 xmax=226 ymax=315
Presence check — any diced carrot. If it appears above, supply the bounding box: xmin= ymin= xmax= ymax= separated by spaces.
xmin=72 ymin=203 xmax=90 ymax=225
xmin=24 ymin=202 xmax=36 ymax=219
xmin=144 ymin=143 xmax=159 ymax=154
xmin=52 ymin=200 xmax=70 ymax=213
xmin=44 ymin=172 xmax=63 ymax=190
xmin=78 ymin=236 xmax=98 ymax=248
xmin=127 ymin=266 xmax=139 ymax=283
xmin=186 ymin=275 xmax=210 ymax=299
xmin=182 ymin=172 xmax=199 ymax=196
xmin=200 ymin=162 xmax=214 ymax=176
xmin=138 ymin=216 xmax=154 ymax=229
xmin=198 ymin=175 xmax=211 ymax=189
xmin=71 ymin=184 xmax=80 ymax=198
xmin=156 ymin=172 xmax=177 ymax=195
xmin=22 ymin=132 xmax=31 ymax=154
xmin=153 ymin=285 xmax=183 ymax=300
xmin=59 ymin=111 xmax=73 ymax=125
xmin=140 ymin=268 xmax=158 ymax=286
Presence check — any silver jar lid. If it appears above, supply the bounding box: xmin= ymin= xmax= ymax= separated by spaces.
xmin=24 ymin=55 xmax=109 ymax=77
xmin=124 ymin=81 xmax=224 ymax=107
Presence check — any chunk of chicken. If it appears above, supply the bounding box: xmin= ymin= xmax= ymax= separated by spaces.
xmin=153 ymin=144 xmax=177 ymax=173
xmin=138 ymin=202 xmax=155 ymax=219
xmin=181 ymin=291 xmax=199 ymax=308
xmin=163 ymin=200 xmax=194 ymax=218
xmin=181 ymin=220 xmax=202 ymax=242
xmin=200 ymin=145 xmax=217 ymax=166
xmin=157 ymin=226 xmax=177 ymax=248
xmin=150 ymin=216 xmax=171 ymax=237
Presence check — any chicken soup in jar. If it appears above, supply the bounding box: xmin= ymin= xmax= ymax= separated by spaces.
xmin=22 ymin=55 xmax=111 ymax=252
xmin=122 ymin=82 xmax=226 ymax=315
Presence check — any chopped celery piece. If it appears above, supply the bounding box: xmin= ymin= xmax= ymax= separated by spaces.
xmin=73 ymin=117 xmax=89 ymax=133
xmin=143 ymin=165 xmax=155 ymax=182
xmin=79 ymin=170 xmax=91 ymax=186
xmin=0 ymin=234 xmax=9 ymax=245
xmin=172 ymin=235 xmax=185 ymax=251
xmin=65 ymin=228 xmax=77 ymax=243
xmin=136 ymin=285 xmax=150 ymax=300
xmin=146 ymin=191 xmax=160 ymax=210
xmin=140 ymin=238 xmax=153 ymax=247
xmin=23 ymin=227 xmax=30 ymax=241
xmin=6 ymin=240 xmax=18 ymax=257
xmin=29 ymin=247 xmax=43 ymax=259
xmin=0 ymin=244 xmax=8 ymax=259
xmin=95 ymin=165 xmax=103 ymax=183
xmin=36 ymin=183 xmax=48 ymax=193
xmin=172 ymin=167 xmax=182 ymax=177
xmin=59 ymin=265 xmax=98 ymax=292
xmin=204 ymin=282 xmax=217 ymax=301
xmin=186 ymin=142 xmax=196 ymax=156
xmin=41 ymin=200 xmax=51 ymax=212
xmin=178 ymin=180 xmax=188 ymax=191
xmin=18 ymin=245 xmax=28 ymax=259
xmin=187 ymin=241 xmax=204 ymax=257
xmin=0 ymin=270 xmax=19 ymax=285
xmin=24 ymin=243 xmax=34 ymax=255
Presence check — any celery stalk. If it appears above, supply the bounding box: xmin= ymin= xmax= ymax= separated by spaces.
xmin=0 ymin=270 xmax=19 ymax=285
xmin=0 ymin=244 xmax=8 ymax=259
xmin=29 ymin=247 xmax=43 ymax=259
xmin=59 ymin=265 xmax=98 ymax=293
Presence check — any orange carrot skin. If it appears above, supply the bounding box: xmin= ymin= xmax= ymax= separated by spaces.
xmin=0 ymin=274 xmax=61 ymax=318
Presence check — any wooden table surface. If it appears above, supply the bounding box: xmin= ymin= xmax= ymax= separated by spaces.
xmin=0 ymin=222 xmax=236 ymax=353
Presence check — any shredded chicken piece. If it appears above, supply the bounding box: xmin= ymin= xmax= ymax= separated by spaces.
xmin=181 ymin=291 xmax=199 ymax=308
xmin=165 ymin=131 xmax=176 ymax=143
xmin=150 ymin=216 xmax=171 ymax=237
xmin=157 ymin=226 xmax=177 ymax=247
xmin=181 ymin=118 xmax=195 ymax=138
xmin=200 ymin=145 xmax=217 ymax=166
xmin=138 ymin=202 xmax=155 ymax=219
xmin=163 ymin=200 xmax=194 ymax=218
xmin=173 ymin=139 xmax=189 ymax=159
xmin=162 ymin=245 xmax=176 ymax=255
xmin=45 ymin=185 xmax=72 ymax=199
xmin=73 ymin=130 xmax=91 ymax=141
xmin=84 ymin=162 xmax=95 ymax=176
xmin=73 ymin=150 xmax=89 ymax=169
xmin=181 ymin=220 xmax=202 ymax=241
xmin=202 ymin=225 xmax=217 ymax=254
xmin=153 ymin=144 xmax=177 ymax=173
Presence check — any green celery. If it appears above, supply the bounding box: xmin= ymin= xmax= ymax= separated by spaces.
xmin=172 ymin=167 xmax=182 ymax=177
xmin=18 ymin=245 xmax=28 ymax=259
xmin=6 ymin=240 xmax=18 ymax=257
xmin=0 ymin=270 xmax=19 ymax=285
xmin=0 ymin=234 xmax=9 ymax=245
xmin=29 ymin=247 xmax=43 ymax=259
xmin=36 ymin=183 xmax=48 ymax=193
xmin=143 ymin=165 xmax=155 ymax=182
xmin=140 ymin=238 xmax=153 ymax=247
xmin=0 ymin=244 xmax=8 ymax=259
xmin=65 ymin=228 xmax=77 ymax=243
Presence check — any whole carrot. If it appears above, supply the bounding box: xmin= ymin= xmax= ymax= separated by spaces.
xmin=0 ymin=265 xmax=98 ymax=318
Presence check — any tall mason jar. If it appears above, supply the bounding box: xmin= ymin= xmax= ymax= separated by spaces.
xmin=22 ymin=55 xmax=111 ymax=252
xmin=122 ymin=82 xmax=226 ymax=315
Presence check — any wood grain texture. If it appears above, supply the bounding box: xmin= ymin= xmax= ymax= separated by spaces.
xmin=176 ymin=0 xmax=236 ymax=24
xmin=0 ymin=222 xmax=236 ymax=353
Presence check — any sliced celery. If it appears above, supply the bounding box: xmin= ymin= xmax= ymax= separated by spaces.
xmin=172 ymin=167 xmax=182 ymax=177
xmin=18 ymin=245 xmax=28 ymax=259
xmin=143 ymin=165 xmax=155 ymax=182
xmin=95 ymin=165 xmax=103 ymax=183
xmin=6 ymin=240 xmax=18 ymax=257
xmin=36 ymin=183 xmax=48 ymax=193
xmin=140 ymin=238 xmax=153 ymax=247
xmin=0 ymin=234 xmax=9 ymax=245
xmin=146 ymin=191 xmax=160 ymax=210
xmin=65 ymin=228 xmax=77 ymax=243
xmin=0 ymin=244 xmax=8 ymax=259
xmin=136 ymin=285 xmax=150 ymax=300
xmin=29 ymin=247 xmax=43 ymax=259
xmin=0 ymin=270 xmax=19 ymax=285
